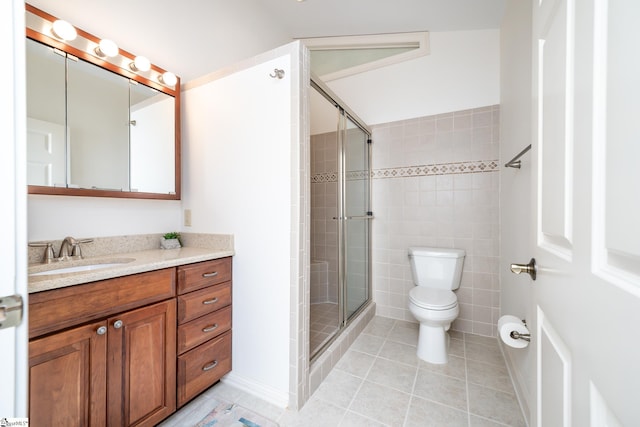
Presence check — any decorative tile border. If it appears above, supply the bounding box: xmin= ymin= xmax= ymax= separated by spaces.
xmin=311 ymin=159 xmax=499 ymax=183
xmin=311 ymin=172 xmax=337 ymax=183
xmin=373 ymin=159 xmax=499 ymax=179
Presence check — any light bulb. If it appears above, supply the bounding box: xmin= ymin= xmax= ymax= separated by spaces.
xmin=95 ymin=39 xmax=119 ymax=58
xmin=51 ymin=20 xmax=77 ymax=41
xmin=130 ymin=56 xmax=151 ymax=72
xmin=159 ymin=71 xmax=177 ymax=87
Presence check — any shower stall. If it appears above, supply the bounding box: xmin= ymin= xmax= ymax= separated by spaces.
xmin=309 ymin=79 xmax=372 ymax=360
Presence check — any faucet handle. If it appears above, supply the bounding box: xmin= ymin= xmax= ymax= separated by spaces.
xmin=70 ymin=244 xmax=82 ymax=259
xmin=70 ymin=238 xmax=93 ymax=259
xmin=29 ymin=242 xmax=56 ymax=264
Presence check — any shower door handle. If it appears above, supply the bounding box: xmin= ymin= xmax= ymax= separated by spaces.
xmin=333 ymin=214 xmax=374 ymax=220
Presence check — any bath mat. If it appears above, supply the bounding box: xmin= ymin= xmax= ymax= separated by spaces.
xmin=195 ymin=400 xmax=279 ymax=427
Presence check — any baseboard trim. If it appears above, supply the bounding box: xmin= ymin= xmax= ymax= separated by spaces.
xmin=221 ymin=372 xmax=289 ymax=409
xmin=499 ymin=340 xmax=531 ymax=426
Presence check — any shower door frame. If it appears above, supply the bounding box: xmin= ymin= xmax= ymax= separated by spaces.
xmin=310 ymin=78 xmax=373 ymax=363
xmin=338 ymin=111 xmax=373 ymax=324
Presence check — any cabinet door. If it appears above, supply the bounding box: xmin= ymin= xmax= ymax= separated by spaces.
xmin=107 ymin=299 xmax=176 ymax=427
xmin=29 ymin=321 xmax=107 ymax=426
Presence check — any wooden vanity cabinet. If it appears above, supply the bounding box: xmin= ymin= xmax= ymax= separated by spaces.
xmin=176 ymin=257 xmax=233 ymax=407
xmin=107 ymin=299 xmax=176 ymax=426
xmin=29 ymin=319 xmax=107 ymax=427
xmin=28 ymin=257 xmax=234 ymax=423
xmin=28 ymin=269 xmax=177 ymax=427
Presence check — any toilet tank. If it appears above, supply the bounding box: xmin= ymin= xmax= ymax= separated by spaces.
xmin=408 ymin=247 xmax=466 ymax=290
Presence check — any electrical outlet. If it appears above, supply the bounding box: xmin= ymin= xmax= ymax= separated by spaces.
xmin=184 ymin=209 xmax=192 ymax=227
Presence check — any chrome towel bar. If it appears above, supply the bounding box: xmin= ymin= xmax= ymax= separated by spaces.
xmin=504 ymin=144 xmax=532 ymax=169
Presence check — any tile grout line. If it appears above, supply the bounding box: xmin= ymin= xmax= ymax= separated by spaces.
xmin=464 ymin=332 xmax=472 ymax=427
xmin=340 ymin=319 xmax=397 ymax=426
xmin=403 ymin=346 xmax=421 ymax=427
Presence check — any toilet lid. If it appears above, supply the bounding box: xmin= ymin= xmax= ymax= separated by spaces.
xmin=409 ymin=287 xmax=457 ymax=310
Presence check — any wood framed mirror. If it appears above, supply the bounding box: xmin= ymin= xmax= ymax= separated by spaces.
xmin=25 ymin=4 xmax=181 ymax=200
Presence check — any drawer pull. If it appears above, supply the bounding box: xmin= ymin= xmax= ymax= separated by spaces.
xmin=203 ymin=297 xmax=219 ymax=305
xmin=202 ymin=323 xmax=219 ymax=333
xmin=202 ymin=271 xmax=219 ymax=278
xmin=202 ymin=360 xmax=218 ymax=371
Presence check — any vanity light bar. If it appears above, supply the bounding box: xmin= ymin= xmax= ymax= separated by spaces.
xmin=25 ymin=5 xmax=179 ymax=90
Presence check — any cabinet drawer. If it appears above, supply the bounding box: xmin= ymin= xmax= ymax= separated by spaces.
xmin=177 ymin=306 xmax=231 ymax=355
xmin=29 ymin=268 xmax=176 ymax=339
xmin=177 ymin=282 xmax=231 ymax=324
xmin=177 ymin=257 xmax=232 ymax=294
xmin=177 ymin=330 xmax=231 ymax=407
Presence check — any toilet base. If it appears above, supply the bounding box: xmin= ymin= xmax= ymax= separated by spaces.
xmin=416 ymin=323 xmax=450 ymax=364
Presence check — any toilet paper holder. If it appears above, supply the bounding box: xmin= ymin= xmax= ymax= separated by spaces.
xmin=510 ymin=319 xmax=530 ymax=342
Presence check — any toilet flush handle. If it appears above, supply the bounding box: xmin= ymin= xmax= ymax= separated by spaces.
xmin=510 ymin=258 xmax=537 ymax=281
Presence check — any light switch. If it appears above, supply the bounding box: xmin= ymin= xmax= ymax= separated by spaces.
xmin=184 ymin=209 xmax=192 ymax=227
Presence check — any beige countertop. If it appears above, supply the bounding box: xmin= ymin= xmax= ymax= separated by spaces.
xmin=28 ymin=246 xmax=234 ymax=294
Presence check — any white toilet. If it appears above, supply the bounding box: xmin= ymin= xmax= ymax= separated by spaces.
xmin=408 ymin=247 xmax=465 ymax=364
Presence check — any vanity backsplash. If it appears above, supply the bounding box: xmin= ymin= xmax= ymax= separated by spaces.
xmin=28 ymin=233 xmax=234 ymax=265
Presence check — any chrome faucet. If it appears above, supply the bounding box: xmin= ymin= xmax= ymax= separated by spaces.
xmin=58 ymin=236 xmax=93 ymax=260
xmin=30 ymin=236 xmax=94 ymax=264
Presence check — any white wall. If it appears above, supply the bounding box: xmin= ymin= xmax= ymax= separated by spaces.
xmin=499 ymin=0 xmax=533 ymax=420
xmin=181 ymin=47 xmax=299 ymax=407
xmin=326 ymin=30 xmax=501 ymax=125
xmin=28 ymin=195 xmax=181 ymax=241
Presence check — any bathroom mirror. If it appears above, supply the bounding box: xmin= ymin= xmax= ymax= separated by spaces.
xmin=25 ymin=4 xmax=181 ymax=199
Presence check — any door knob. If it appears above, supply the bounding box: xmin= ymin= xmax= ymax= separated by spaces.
xmin=510 ymin=258 xmax=537 ymax=280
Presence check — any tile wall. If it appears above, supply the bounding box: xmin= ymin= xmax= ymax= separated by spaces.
xmin=371 ymin=105 xmax=501 ymax=337
xmin=310 ymin=131 xmax=339 ymax=304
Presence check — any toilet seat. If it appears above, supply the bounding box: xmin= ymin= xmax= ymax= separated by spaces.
xmin=409 ymin=288 xmax=457 ymax=310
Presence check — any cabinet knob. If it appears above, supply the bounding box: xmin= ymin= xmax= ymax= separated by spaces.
xmin=202 ymin=297 xmax=219 ymax=305
xmin=113 ymin=320 xmax=123 ymax=329
xmin=202 ymin=360 xmax=218 ymax=371
xmin=96 ymin=326 xmax=107 ymax=335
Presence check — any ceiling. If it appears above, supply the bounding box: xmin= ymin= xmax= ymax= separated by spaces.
xmin=26 ymin=0 xmax=506 ymax=82
xmin=258 ymin=0 xmax=506 ymax=38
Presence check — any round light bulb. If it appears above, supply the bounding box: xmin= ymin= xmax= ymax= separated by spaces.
xmin=159 ymin=71 xmax=177 ymax=87
xmin=51 ymin=20 xmax=77 ymax=41
xmin=131 ymin=56 xmax=151 ymax=72
xmin=95 ymin=39 xmax=119 ymax=58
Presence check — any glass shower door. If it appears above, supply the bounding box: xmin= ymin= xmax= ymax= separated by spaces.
xmin=342 ymin=115 xmax=371 ymax=320
xmin=309 ymin=80 xmax=372 ymax=361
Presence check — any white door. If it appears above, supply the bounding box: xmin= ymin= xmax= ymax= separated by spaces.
xmin=0 ymin=0 xmax=28 ymax=418
xmin=531 ymin=0 xmax=640 ymax=425
xmin=26 ymin=117 xmax=67 ymax=187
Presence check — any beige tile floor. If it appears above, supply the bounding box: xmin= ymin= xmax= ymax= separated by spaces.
xmin=160 ymin=316 xmax=526 ymax=427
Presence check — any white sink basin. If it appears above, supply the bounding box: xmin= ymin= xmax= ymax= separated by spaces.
xmin=29 ymin=259 xmax=135 ymax=277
